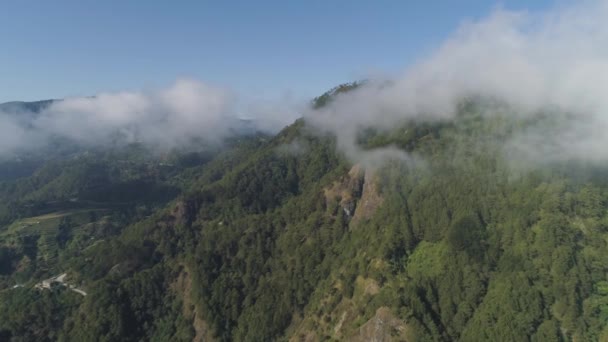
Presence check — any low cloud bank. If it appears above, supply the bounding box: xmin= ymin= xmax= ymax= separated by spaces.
xmin=0 ymin=79 xmax=300 ymax=157
xmin=306 ymin=1 xmax=608 ymax=165
xmin=5 ymin=2 xmax=608 ymax=165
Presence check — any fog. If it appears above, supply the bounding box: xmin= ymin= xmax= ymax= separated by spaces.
xmin=306 ymin=1 xmax=608 ymax=166
xmin=4 ymin=2 xmax=608 ymax=165
xmin=0 ymin=79 xmax=300 ymax=157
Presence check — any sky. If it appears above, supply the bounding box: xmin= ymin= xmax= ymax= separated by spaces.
xmin=0 ymin=0 xmax=561 ymax=103
xmin=3 ymin=0 xmax=608 ymax=167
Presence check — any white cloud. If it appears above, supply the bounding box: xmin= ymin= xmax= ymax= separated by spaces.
xmin=5 ymin=1 xmax=608 ymax=165
xmin=306 ymin=1 xmax=608 ymax=165
xmin=0 ymin=79 xmax=299 ymax=156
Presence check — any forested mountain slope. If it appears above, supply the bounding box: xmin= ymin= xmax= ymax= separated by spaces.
xmin=1 ymin=87 xmax=608 ymax=341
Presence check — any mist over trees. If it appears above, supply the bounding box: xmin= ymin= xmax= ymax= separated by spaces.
xmin=3 ymin=1 xmax=608 ymax=341
xmin=1 ymin=87 xmax=608 ymax=340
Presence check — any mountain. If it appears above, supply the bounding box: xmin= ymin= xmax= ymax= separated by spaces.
xmin=0 ymin=86 xmax=607 ymax=341
xmin=0 ymin=100 xmax=56 ymax=114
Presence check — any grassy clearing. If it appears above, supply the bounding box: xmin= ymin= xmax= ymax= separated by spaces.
xmin=1 ymin=209 xmax=108 ymax=238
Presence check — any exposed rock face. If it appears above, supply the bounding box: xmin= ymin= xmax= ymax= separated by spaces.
xmin=171 ymin=197 xmax=199 ymax=227
xmin=350 ymin=307 xmax=409 ymax=342
xmin=323 ymin=165 xmax=365 ymax=219
xmin=172 ymin=265 xmax=215 ymax=342
xmin=291 ymin=305 xmax=408 ymax=342
xmin=351 ymin=170 xmax=384 ymax=226
xmin=323 ymin=164 xmax=384 ymax=225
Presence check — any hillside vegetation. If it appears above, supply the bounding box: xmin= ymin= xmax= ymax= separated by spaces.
xmin=1 ymin=86 xmax=607 ymax=341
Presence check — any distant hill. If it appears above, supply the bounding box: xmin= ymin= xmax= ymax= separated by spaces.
xmin=0 ymin=86 xmax=607 ymax=341
xmin=0 ymin=99 xmax=57 ymax=114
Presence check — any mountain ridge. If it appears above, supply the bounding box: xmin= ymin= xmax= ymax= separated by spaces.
xmin=0 ymin=87 xmax=607 ymax=341
xmin=0 ymin=99 xmax=57 ymax=114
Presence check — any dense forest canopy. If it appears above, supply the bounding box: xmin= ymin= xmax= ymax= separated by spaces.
xmin=0 ymin=85 xmax=607 ymax=342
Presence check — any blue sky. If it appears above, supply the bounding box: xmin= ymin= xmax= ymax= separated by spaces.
xmin=0 ymin=0 xmax=561 ymax=103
